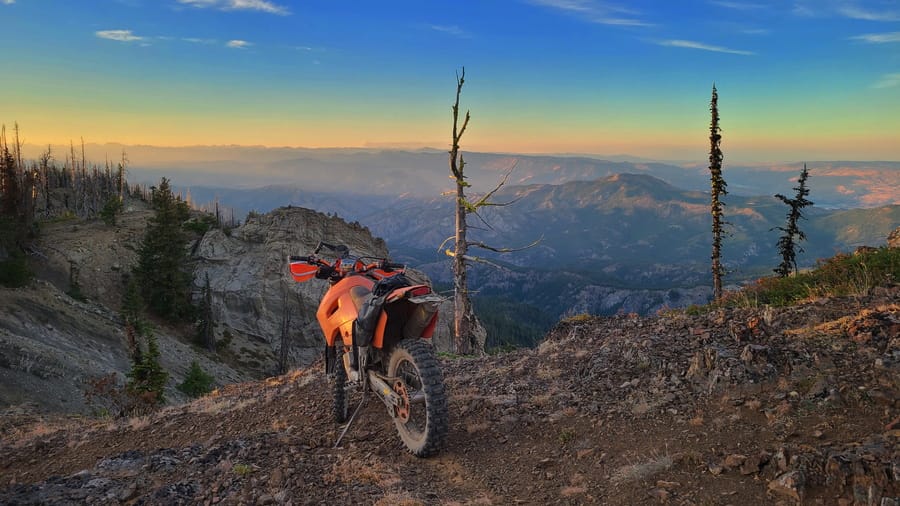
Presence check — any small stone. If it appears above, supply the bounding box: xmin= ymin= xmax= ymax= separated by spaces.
xmin=708 ymin=462 xmax=724 ymax=476
xmin=648 ymin=487 xmax=670 ymax=502
xmin=268 ymin=469 xmax=283 ymax=488
xmin=768 ymin=471 xmax=805 ymax=502
xmin=740 ymin=452 xmax=770 ymax=475
xmin=576 ymin=449 xmax=595 ymax=459
xmin=723 ymin=454 xmax=747 ymax=470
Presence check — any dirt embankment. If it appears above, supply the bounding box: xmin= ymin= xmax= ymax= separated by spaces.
xmin=1 ymin=288 xmax=898 ymax=505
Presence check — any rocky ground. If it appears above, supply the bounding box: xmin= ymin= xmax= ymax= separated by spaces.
xmin=1 ymin=288 xmax=898 ymax=505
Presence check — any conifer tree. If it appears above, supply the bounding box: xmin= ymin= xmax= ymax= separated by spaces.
xmin=122 ymin=278 xmax=146 ymax=361
xmin=708 ymin=84 xmax=728 ymax=300
xmin=177 ymin=360 xmax=214 ymax=398
xmin=127 ymin=332 xmax=168 ymax=405
xmin=774 ymin=164 xmax=813 ymax=277
xmin=134 ymin=178 xmax=193 ymax=321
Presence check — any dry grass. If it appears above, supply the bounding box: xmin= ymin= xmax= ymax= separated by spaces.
xmin=610 ymin=452 xmax=674 ymax=485
xmin=328 ymin=456 xmax=401 ymax=489
xmin=374 ymin=493 xmax=424 ymax=506
xmin=187 ymin=396 xmax=258 ymax=415
xmin=535 ymin=366 xmax=562 ymax=380
xmin=127 ymin=415 xmax=152 ymax=431
xmin=561 ymin=486 xmax=587 ymax=497
xmin=530 ymin=394 xmax=553 ymax=407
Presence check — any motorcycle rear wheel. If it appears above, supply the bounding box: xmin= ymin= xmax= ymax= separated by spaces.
xmin=386 ymin=339 xmax=448 ymax=457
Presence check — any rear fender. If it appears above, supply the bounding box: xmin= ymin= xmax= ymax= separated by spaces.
xmin=371 ymin=285 xmax=442 ymax=348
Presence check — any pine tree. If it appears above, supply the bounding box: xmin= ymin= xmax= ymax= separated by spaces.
xmin=126 ymin=331 xmax=168 ymax=405
xmin=708 ymin=84 xmax=728 ymax=301
xmin=177 ymin=360 xmax=214 ymax=398
xmin=134 ymin=177 xmax=193 ymax=321
xmin=122 ymin=278 xmax=146 ymax=361
xmin=774 ymin=164 xmax=813 ymax=277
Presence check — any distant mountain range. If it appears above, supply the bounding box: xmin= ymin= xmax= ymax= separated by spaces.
xmin=105 ymin=145 xmax=898 ymax=340
xmin=99 ymin=145 xmax=899 ymax=209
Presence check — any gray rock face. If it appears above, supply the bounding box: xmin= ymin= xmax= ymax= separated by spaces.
xmin=194 ymin=207 xmax=451 ymax=370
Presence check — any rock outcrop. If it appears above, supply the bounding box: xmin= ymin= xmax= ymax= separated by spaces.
xmin=193 ymin=206 xmax=450 ymax=371
xmin=889 ymin=226 xmax=900 ymax=249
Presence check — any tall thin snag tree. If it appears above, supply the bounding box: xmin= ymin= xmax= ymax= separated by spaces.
xmin=708 ymin=84 xmax=728 ymax=300
xmin=448 ymin=68 xmax=479 ymax=355
xmin=444 ymin=68 xmax=536 ymax=355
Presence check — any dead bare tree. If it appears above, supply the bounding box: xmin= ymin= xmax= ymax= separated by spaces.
xmin=443 ymin=68 xmax=538 ymax=355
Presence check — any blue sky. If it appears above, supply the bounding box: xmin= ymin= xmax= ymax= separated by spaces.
xmin=3 ymin=0 xmax=899 ymax=161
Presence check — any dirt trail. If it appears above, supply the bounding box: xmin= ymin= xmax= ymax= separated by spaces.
xmin=1 ymin=289 xmax=898 ymax=505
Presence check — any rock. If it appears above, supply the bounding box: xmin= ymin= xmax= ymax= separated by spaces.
xmin=723 ymin=454 xmax=747 ymax=470
xmin=740 ymin=452 xmax=770 ymax=475
xmin=708 ymin=462 xmax=724 ymax=476
xmin=648 ymin=487 xmax=670 ymax=502
xmin=768 ymin=471 xmax=805 ymax=502
xmin=887 ymin=227 xmax=900 ymax=248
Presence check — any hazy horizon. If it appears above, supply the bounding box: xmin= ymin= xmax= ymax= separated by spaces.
xmin=17 ymin=141 xmax=900 ymax=168
xmin=4 ymin=1 xmax=900 ymax=161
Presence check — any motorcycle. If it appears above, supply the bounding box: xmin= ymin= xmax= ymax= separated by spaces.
xmin=289 ymin=242 xmax=448 ymax=457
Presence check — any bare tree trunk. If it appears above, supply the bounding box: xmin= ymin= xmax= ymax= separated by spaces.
xmin=453 ymin=178 xmax=473 ymax=355
xmin=448 ymin=69 xmax=482 ymax=355
xmin=278 ymin=281 xmax=291 ymax=374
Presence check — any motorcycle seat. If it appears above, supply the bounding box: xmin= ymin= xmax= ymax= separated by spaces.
xmin=349 ymin=285 xmax=371 ymax=312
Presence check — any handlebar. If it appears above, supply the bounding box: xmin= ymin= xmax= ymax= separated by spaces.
xmin=290 ymin=244 xmax=406 ymax=279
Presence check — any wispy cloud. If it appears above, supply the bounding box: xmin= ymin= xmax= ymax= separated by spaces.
xmin=741 ymin=27 xmax=771 ymax=35
xmin=659 ymin=39 xmax=755 ymax=55
xmin=2 ymin=0 xmax=16 ymax=5
xmin=226 ymin=39 xmax=251 ymax=49
xmin=178 ymin=0 xmax=289 ymax=15
xmin=838 ymin=5 xmax=900 ymax=21
xmin=428 ymin=24 xmax=473 ymax=38
xmin=873 ymin=72 xmax=900 ymax=88
xmin=793 ymin=1 xmax=900 ymax=21
xmin=183 ymin=37 xmax=218 ymax=44
xmin=528 ymin=0 xmax=652 ymax=27
xmin=711 ymin=1 xmax=766 ymax=10
xmin=851 ymin=31 xmax=900 ymax=43
xmin=96 ymin=29 xmax=145 ymax=42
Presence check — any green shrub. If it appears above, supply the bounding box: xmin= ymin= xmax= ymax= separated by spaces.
xmin=177 ymin=360 xmax=215 ymax=398
xmin=0 ymin=252 xmax=32 ymax=287
xmin=728 ymin=247 xmax=899 ymax=307
xmin=183 ymin=214 xmax=218 ymax=235
xmin=100 ymin=197 xmax=123 ymax=226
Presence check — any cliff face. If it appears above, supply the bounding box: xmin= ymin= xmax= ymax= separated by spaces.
xmin=193 ymin=206 xmax=451 ymax=370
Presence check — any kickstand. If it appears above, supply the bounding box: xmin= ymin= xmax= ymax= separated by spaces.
xmin=334 ymin=394 xmax=367 ymax=448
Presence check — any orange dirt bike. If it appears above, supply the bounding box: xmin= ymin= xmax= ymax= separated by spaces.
xmin=289 ymin=241 xmax=448 ymax=457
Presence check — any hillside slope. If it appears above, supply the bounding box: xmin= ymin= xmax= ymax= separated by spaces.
xmin=2 ymin=288 xmax=897 ymax=504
